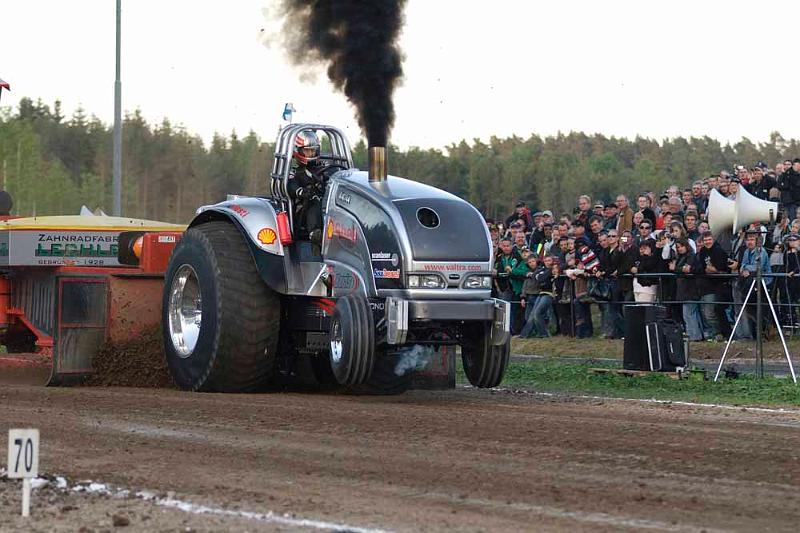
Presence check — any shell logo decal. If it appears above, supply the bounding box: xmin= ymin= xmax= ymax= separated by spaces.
xmin=326 ymin=219 xmax=334 ymax=240
xmin=257 ymin=228 xmax=277 ymax=245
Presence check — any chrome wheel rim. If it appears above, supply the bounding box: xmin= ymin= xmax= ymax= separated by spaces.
xmin=168 ymin=264 xmax=202 ymax=359
xmin=330 ymin=318 xmax=343 ymax=364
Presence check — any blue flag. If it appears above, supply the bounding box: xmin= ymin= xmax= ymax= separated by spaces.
xmin=282 ymin=103 xmax=295 ymax=122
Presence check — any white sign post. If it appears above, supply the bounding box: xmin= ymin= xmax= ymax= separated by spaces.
xmin=7 ymin=429 xmax=39 ymax=517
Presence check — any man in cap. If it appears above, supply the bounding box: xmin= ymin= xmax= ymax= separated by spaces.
xmin=603 ymin=203 xmax=619 ymax=230
xmin=778 ymin=159 xmax=800 ymax=222
xmin=746 ymin=165 xmax=776 ymax=200
xmin=505 ymin=201 xmax=533 ymax=230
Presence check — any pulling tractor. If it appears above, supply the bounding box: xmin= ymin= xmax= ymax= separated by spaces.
xmin=161 ymin=124 xmax=510 ymax=393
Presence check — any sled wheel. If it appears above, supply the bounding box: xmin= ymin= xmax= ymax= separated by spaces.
xmin=163 ymin=221 xmax=280 ymax=392
xmin=328 ymin=294 xmax=375 ymax=386
xmin=461 ymin=322 xmax=510 ymax=388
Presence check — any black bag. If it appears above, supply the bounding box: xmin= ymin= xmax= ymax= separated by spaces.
xmin=587 ymin=278 xmax=611 ymax=302
xmin=645 ymin=319 xmax=687 ymax=372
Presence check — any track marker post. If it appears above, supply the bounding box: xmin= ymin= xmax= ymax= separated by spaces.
xmin=7 ymin=429 xmax=39 ymax=517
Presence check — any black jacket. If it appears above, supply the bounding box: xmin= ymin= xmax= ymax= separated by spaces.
xmin=640 ymin=208 xmax=657 ymax=226
xmin=610 ymin=245 xmax=639 ymax=292
xmin=635 ymin=247 xmax=663 ymax=288
xmin=692 ymin=242 xmax=730 ymax=296
xmin=747 ymin=175 xmax=777 ymax=201
xmin=787 ymin=250 xmax=800 ymax=276
xmin=674 ymin=250 xmax=697 ymax=301
xmin=777 ymin=169 xmax=800 ymax=203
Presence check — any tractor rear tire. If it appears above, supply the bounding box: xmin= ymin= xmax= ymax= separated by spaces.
xmin=461 ymin=323 xmax=510 ymax=388
xmin=162 ymin=221 xmax=280 ymax=392
xmin=328 ymin=294 xmax=375 ymax=386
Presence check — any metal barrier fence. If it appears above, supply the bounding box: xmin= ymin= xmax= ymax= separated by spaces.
xmin=496 ymin=271 xmax=800 ymax=338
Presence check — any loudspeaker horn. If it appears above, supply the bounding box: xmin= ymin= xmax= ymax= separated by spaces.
xmin=733 ymin=185 xmax=778 ymax=234
xmin=707 ymin=189 xmax=736 ymax=237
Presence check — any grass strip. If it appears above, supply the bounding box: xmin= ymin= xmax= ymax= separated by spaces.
xmin=458 ymin=359 xmax=800 ymax=407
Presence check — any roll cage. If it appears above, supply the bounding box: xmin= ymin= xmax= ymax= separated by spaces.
xmin=270 ymin=124 xmax=354 ymax=234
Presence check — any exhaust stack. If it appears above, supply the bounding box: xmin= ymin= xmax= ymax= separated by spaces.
xmin=369 ymin=146 xmax=388 ymax=183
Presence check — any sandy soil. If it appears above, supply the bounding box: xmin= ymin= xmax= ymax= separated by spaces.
xmin=2 ymin=385 xmax=800 ymax=532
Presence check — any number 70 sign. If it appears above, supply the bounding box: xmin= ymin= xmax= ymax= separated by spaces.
xmin=7 ymin=429 xmax=39 ymax=479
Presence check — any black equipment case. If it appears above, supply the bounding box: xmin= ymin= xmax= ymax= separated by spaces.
xmin=645 ymin=319 xmax=687 ymax=372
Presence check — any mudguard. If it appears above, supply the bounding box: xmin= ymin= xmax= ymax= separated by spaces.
xmin=190 ymin=197 xmax=288 ymax=293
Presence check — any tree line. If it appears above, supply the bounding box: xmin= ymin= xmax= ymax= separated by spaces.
xmin=2 ymin=96 xmax=800 ymax=223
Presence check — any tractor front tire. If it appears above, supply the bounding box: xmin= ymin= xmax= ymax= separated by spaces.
xmin=162 ymin=221 xmax=280 ymax=392
xmin=461 ymin=323 xmax=510 ymax=388
xmin=328 ymin=294 xmax=375 ymax=386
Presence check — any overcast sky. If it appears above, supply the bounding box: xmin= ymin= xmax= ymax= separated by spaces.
xmin=0 ymin=0 xmax=795 ymax=150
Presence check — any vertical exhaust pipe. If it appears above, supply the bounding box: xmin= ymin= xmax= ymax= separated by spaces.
xmin=368 ymin=146 xmax=387 ymax=183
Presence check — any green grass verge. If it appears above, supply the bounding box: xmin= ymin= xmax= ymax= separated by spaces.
xmin=511 ymin=336 xmax=800 ymax=361
xmin=458 ymin=359 xmax=800 ymax=407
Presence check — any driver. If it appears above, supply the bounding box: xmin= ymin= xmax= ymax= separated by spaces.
xmin=287 ymin=130 xmax=326 ymax=243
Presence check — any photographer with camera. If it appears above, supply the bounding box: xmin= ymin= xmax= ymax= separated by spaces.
xmin=631 ymin=239 xmax=663 ymax=303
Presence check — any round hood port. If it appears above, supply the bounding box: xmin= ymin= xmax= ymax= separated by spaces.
xmin=417 ymin=207 xmax=440 ymax=229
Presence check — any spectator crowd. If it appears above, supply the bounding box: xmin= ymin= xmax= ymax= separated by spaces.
xmin=489 ymin=159 xmax=800 ymax=342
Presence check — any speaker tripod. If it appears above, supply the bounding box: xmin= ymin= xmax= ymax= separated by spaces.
xmin=714 ymin=239 xmax=797 ymax=383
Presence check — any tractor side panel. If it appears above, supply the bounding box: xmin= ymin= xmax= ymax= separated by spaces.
xmin=322 ymin=192 xmax=380 ymax=298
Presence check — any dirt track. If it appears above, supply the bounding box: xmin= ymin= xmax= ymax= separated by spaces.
xmin=2 ymin=385 xmax=800 ymax=532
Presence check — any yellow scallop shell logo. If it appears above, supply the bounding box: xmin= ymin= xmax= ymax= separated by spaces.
xmin=257 ymin=228 xmax=277 ymax=245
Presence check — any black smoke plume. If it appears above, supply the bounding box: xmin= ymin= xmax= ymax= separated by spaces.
xmin=278 ymin=0 xmax=406 ymax=146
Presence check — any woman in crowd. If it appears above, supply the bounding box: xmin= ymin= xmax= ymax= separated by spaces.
xmin=632 ymin=239 xmax=662 ymax=302
xmin=670 ymin=238 xmax=706 ymax=341
xmin=631 ymin=211 xmax=645 ymax=238
xmin=551 ymin=261 xmax=573 ymax=336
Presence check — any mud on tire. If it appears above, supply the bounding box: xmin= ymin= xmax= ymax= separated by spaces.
xmin=461 ymin=322 xmax=510 ymax=388
xmin=162 ymin=221 xmax=280 ymax=392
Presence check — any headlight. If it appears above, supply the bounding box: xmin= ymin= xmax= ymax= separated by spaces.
xmin=463 ymin=275 xmax=492 ymax=289
xmin=407 ymin=274 xmax=446 ymax=289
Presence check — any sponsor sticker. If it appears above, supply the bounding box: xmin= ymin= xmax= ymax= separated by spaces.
xmin=257 ymin=228 xmax=278 ymax=245
xmin=327 ymin=219 xmax=357 ymax=244
xmin=374 ymin=268 xmax=400 ymax=279
xmin=35 ymin=233 xmax=119 ymax=258
xmin=230 ymin=204 xmax=249 ymax=217
xmin=421 ymin=263 xmax=482 ymax=271
xmin=371 ymin=252 xmax=399 ymax=266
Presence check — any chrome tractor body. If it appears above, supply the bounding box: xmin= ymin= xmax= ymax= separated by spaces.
xmin=162 ymin=124 xmax=510 ymax=393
